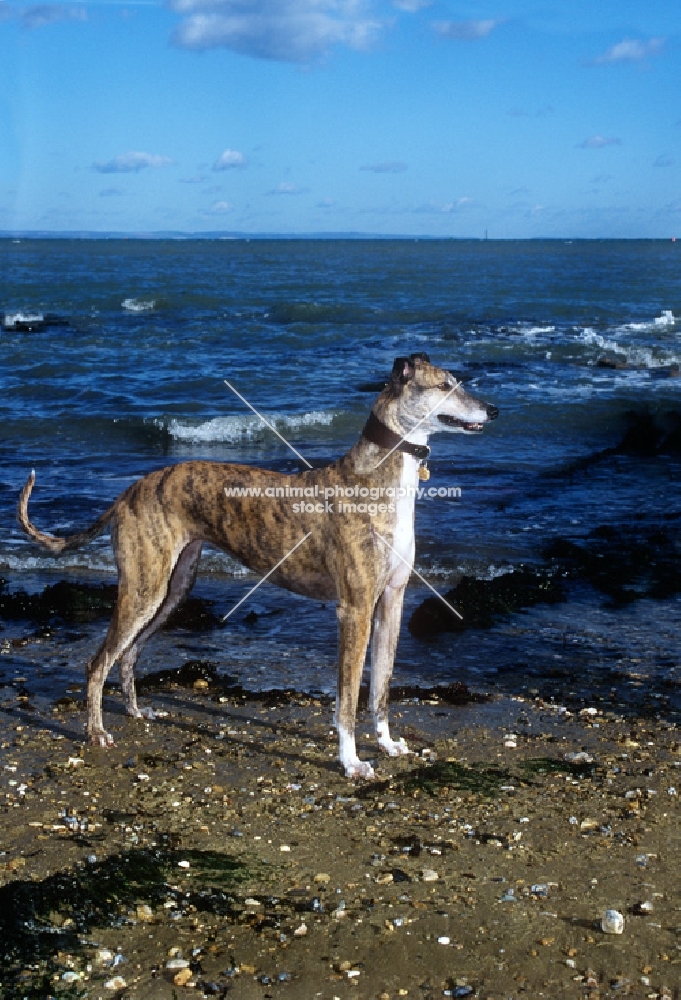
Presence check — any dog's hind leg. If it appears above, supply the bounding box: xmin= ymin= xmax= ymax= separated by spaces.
xmin=371 ymin=583 xmax=411 ymax=757
xmin=87 ymin=530 xmax=199 ymax=746
xmin=119 ymin=540 xmax=203 ymax=720
xmin=335 ymin=599 xmax=374 ymax=778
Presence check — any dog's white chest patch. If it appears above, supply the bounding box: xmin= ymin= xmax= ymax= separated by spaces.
xmin=388 ymin=454 xmax=417 ymax=588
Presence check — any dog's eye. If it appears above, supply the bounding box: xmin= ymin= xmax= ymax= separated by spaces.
xmin=438 ymin=382 xmax=453 ymax=391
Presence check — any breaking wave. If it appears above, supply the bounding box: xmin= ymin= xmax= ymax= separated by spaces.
xmin=579 ymin=328 xmax=681 ymax=369
xmin=165 ymin=410 xmax=337 ymax=444
xmin=122 ymin=297 xmax=156 ymax=312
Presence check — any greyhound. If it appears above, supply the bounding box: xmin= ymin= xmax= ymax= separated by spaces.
xmin=18 ymin=353 xmax=497 ymax=778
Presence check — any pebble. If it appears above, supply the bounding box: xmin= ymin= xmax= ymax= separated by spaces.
xmin=166 ymin=957 xmax=190 ymax=969
xmin=136 ymin=904 xmax=154 ymax=922
xmin=293 ymin=922 xmax=308 ymax=936
xmin=632 ymin=900 xmax=654 ymax=915
xmin=174 ymin=967 xmax=193 ymax=987
xmin=421 ymin=868 xmax=439 ymax=881
xmin=62 ymin=971 xmax=80 ymax=983
xmin=104 ymin=977 xmax=127 ymax=990
xmin=437 ymin=935 xmax=451 ymax=945
xmin=601 ymin=908 xmax=625 ymax=934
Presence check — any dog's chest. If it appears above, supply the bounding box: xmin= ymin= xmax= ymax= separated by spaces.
xmin=386 ymin=454 xmax=418 ymax=588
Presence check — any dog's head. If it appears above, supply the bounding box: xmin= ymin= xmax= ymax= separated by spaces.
xmin=382 ymin=352 xmax=498 ymax=437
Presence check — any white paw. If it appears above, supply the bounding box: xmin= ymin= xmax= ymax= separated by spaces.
xmin=380 ymin=738 xmax=411 ymax=757
xmin=379 ymin=735 xmax=411 ymax=757
xmin=89 ymin=732 xmax=115 ymax=747
xmin=343 ymin=758 xmax=376 ymax=780
xmin=128 ymin=706 xmax=156 ymax=720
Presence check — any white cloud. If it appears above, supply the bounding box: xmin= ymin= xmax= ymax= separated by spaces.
xmin=93 ymin=151 xmax=174 ymax=174
xmin=267 ymin=181 xmax=308 ymax=195
xmin=433 ymin=18 xmax=498 ymax=40
xmin=213 ymin=148 xmax=247 ymax=170
xmin=19 ymin=5 xmax=87 ymax=29
xmin=578 ymin=135 xmax=621 ymax=149
xmin=360 ymin=161 xmax=407 ymax=173
xmin=208 ymin=200 xmax=234 ymax=213
xmin=169 ymin=0 xmax=381 ymax=62
xmin=393 ymin=0 xmax=431 ymax=11
xmin=592 ymin=37 xmax=664 ymax=65
xmin=414 ymin=197 xmax=473 ymax=213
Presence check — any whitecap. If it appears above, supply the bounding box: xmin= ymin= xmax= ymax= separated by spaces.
xmin=617 ymin=309 xmax=676 ymax=334
xmin=579 ymin=328 xmax=680 ymax=369
xmin=165 ymin=410 xmax=336 ymax=444
xmin=3 ymin=312 xmax=45 ymax=328
xmin=0 ymin=551 xmax=116 ymax=574
xmin=122 ymin=297 xmax=155 ymax=312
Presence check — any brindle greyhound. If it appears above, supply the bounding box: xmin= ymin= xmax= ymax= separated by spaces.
xmin=18 ymin=353 xmax=497 ymax=777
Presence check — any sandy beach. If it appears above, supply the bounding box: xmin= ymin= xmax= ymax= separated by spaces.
xmin=1 ymin=628 xmax=679 ymax=1000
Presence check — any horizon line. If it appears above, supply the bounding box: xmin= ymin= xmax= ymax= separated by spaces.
xmin=1 ymin=230 xmax=678 ymax=242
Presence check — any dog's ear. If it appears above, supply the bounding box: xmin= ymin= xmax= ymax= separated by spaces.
xmin=409 ymin=352 xmax=430 ymax=365
xmin=390 ymin=356 xmax=415 ymax=396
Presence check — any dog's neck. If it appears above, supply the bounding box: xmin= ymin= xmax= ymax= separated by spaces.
xmin=361 ymin=411 xmax=430 ymax=462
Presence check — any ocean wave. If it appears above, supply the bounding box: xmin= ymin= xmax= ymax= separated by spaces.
xmin=165 ymin=409 xmax=337 ymax=443
xmin=122 ymin=297 xmax=156 ymax=312
xmin=0 ymin=550 xmax=117 ymax=575
xmin=617 ymin=309 xmax=676 ymax=334
xmin=579 ymin=328 xmax=681 ymax=369
xmin=512 ymin=323 xmax=556 ymax=337
xmin=3 ymin=311 xmax=45 ymax=329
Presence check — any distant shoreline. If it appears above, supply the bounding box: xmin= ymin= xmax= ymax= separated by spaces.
xmin=1 ymin=232 xmax=677 ymax=242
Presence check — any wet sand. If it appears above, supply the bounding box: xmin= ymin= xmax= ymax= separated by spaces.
xmin=1 ymin=655 xmax=680 ymax=1000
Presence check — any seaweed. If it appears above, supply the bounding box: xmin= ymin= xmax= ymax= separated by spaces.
xmin=0 ymin=848 xmax=250 ymax=985
xmin=397 ymin=760 xmax=515 ymax=798
xmin=519 ymin=756 xmax=596 ymax=778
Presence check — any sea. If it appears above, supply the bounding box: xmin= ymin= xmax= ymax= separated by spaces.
xmin=1 ymin=238 xmax=680 ymax=706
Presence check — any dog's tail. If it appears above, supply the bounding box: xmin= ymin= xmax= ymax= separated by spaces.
xmin=18 ymin=470 xmax=116 ymax=554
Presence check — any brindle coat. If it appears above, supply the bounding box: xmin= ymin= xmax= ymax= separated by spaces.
xmin=18 ymin=354 xmax=497 ymax=777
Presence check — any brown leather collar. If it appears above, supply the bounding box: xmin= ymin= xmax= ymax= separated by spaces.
xmin=361 ymin=411 xmax=430 ymax=462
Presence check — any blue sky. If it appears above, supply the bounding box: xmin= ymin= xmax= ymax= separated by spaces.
xmin=0 ymin=0 xmax=679 ymax=236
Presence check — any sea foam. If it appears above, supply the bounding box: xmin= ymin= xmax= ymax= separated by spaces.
xmin=165 ymin=410 xmax=336 ymax=444
xmin=122 ymin=298 xmax=156 ymax=312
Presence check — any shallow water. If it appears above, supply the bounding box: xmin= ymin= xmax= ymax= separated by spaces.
xmin=1 ymin=238 xmax=680 ymax=696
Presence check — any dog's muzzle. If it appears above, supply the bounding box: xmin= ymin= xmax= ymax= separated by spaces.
xmin=438 ymin=403 xmax=498 ymax=433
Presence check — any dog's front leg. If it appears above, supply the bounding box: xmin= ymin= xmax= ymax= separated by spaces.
xmin=335 ymin=601 xmax=374 ymax=778
xmin=371 ymin=583 xmax=411 ymax=757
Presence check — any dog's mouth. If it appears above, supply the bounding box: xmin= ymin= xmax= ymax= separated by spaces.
xmin=437 ymin=414 xmax=485 ymax=432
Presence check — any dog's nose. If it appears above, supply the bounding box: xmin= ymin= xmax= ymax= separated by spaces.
xmin=486 ymin=404 xmax=499 ymax=421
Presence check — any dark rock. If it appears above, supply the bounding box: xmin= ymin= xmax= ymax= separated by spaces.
xmin=137 ymin=659 xmax=221 ymax=693
xmin=0 ymin=578 xmax=220 ymax=630
xmin=544 ymin=523 xmax=681 ymax=605
xmin=597 ymin=356 xmax=627 ymax=369
xmin=408 ymin=566 xmax=564 ymax=637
